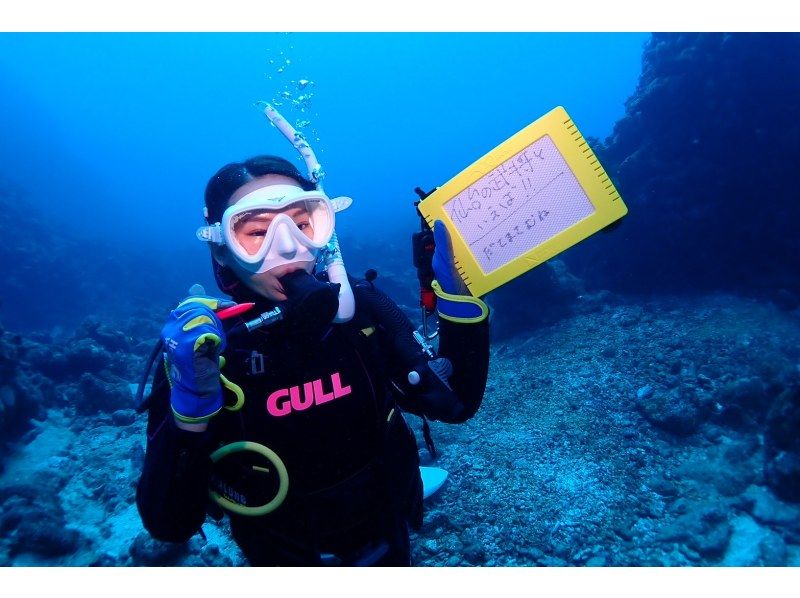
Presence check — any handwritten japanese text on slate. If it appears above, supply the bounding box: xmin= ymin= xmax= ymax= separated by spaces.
xmin=444 ymin=135 xmax=596 ymax=274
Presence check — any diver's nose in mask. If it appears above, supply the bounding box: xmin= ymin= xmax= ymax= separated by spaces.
xmin=273 ymin=220 xmax=300 ymax=260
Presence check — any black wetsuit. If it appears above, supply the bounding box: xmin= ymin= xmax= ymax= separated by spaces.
xmin=136 ymin=277 xmax=489 ymax=566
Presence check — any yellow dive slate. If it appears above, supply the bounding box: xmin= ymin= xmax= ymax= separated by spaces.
xmin=418 ymin=106 xmax=627 ymax=297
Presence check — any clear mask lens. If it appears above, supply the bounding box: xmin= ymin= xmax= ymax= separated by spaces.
xmin=231 ymin=201 xmax=315 ymax=256
xmin=223 ymin=194 xmax=334 ymax=266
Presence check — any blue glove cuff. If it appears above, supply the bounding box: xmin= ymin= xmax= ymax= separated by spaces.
xmin=163 ymin=355 xmax=224 ymax=423
xmin=432 ymin=280 xmax=489 ymax=324
xmin=170 ymin=387 xmax=224 ymax=423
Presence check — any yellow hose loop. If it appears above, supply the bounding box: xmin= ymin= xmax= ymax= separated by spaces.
xmin=217 ymin=355 xmax=245 ymax=411
xmin=220 ymin=374 xmax=245 ymax=411
xmin=209 ymin=442 xmax=289 ymax=516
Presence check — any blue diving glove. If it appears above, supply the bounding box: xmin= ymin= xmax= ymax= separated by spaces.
xmin=431 ymin=220 xmax=489 ymax=324
xmin=161 ymin=296 xmax=227 ymax=424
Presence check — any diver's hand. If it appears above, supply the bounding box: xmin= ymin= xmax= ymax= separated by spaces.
xmin=161 ymin=296 xmax=227 ymax=427
xmin=431 ymin=220 xmax=488 ymax=323
xmin=432 ymin=220 xmax=468 ymax=296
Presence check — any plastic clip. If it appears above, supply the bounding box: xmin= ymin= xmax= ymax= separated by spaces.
xmin=250 ymin=351 xmax=265 ymax=375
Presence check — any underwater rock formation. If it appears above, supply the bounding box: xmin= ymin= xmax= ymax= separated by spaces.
xmin=0 ymin=474 xmax=85 ymax=559
xmin=128 ymin=530 xmax=190 ymax=566
xmin=0 ymin=312 xmax=158 ymax=472
xmin=764 ymin=385 xmax=800 ymax=502
xmin=0 ymin=330 xmax=46 ymax=461
xmin=635 ymin=387 xmax=702 ymax=436
xmin=484 ymin=259 xmax=596 ymax=341
xmin=657 ymin=503 xmax=732 ymax=559
xmin=568 ymin=33 xmax=800 ymax=300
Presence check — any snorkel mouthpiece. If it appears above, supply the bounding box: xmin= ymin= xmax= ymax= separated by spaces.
xmin=278 ymin=270 xmax=340 ymax=333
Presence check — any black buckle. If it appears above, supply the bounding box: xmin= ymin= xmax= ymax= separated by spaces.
xmin=250 ymin=351 xmax=265 ymax=375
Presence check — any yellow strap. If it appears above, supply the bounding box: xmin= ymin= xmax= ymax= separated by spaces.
xmin=177 ymin=297 xmax=220 ymax=311
xmin=431 ymin=279 xmax=490 ymax=324
xmin=163 ymin=357 xmax=173 ymax=390
xmin=192 ymin=332 xmax=221 ymax=352
xmin=184 ymin=314 xmax=214 ymax=332
xmin=172 ymin=405 xmax=223 ymax=424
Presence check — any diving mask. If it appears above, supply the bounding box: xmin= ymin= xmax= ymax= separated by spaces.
xmin=197 ymin=184 xmax=350 ymax=274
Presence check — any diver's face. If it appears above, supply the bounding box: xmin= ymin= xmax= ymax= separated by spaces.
xmin=213 ymin=174 xmax=315 ymax=302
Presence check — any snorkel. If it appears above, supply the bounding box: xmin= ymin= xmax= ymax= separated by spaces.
xmin=261 ymin=103 xmax=355 ymax=324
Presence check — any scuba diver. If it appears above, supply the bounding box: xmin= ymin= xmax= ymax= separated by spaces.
xmin=135 ymin=106 xmax=491 ymax=566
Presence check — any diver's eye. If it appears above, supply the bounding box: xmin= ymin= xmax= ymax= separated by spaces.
xmin=247 ymin=228 xmax=268 ymax=237
xmin=296 ymin=220 xmax=312 ymax=231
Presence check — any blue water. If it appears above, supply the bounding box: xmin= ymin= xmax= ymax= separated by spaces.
xmin=0 ymin=33 xmax=646 ymax=272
